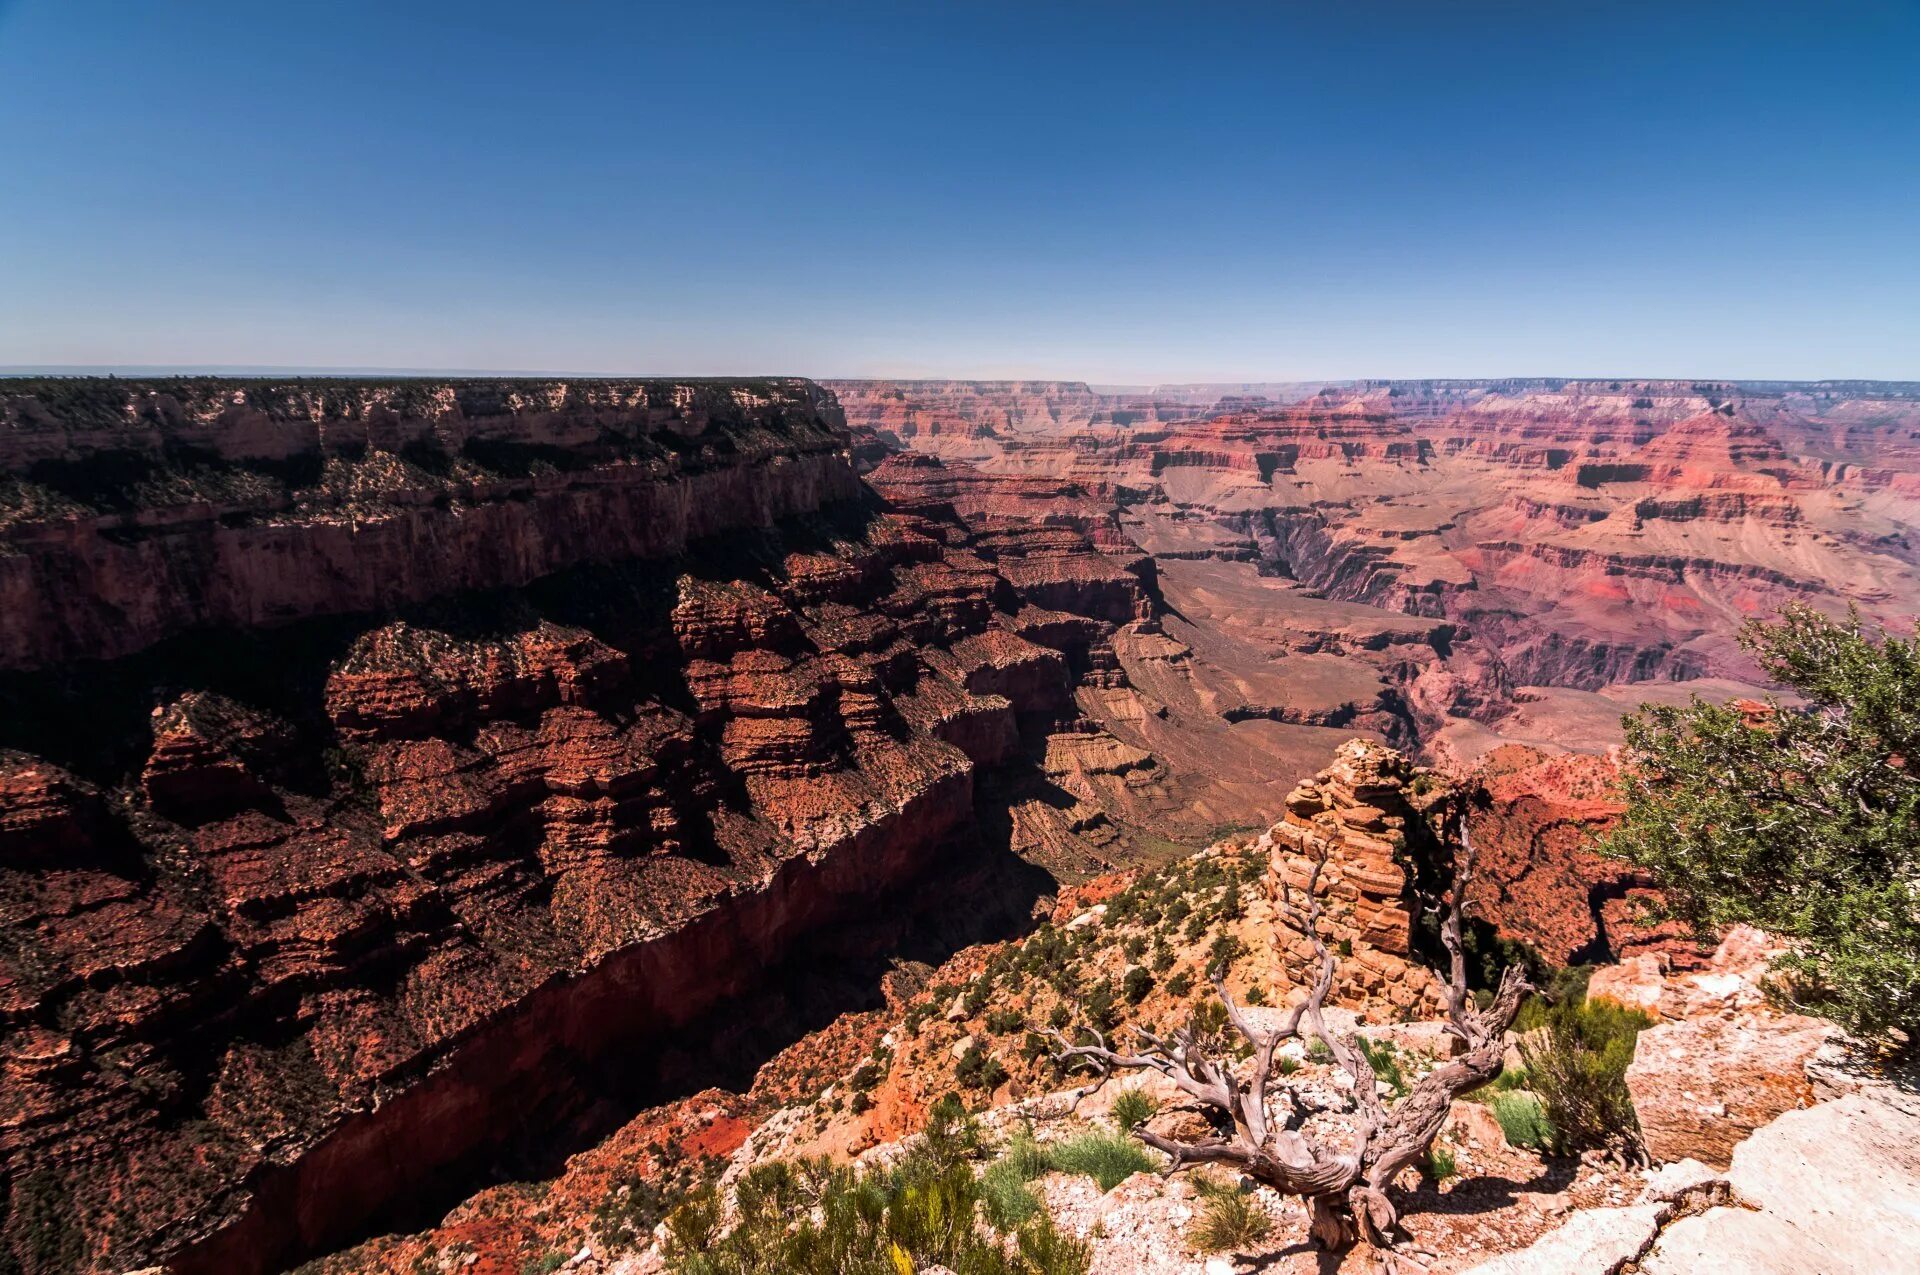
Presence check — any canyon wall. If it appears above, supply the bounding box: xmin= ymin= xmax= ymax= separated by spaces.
xmin=0 ymin=379 xmax=1161 ymax=1274
xmin=835 ymin=379 xmax=1920 ymax=759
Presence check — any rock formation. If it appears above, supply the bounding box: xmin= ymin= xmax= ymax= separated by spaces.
xmin=1261 ymin=741 xmax=1449 ymax=1018
xmin=839 ymin=377 xmax=1920 ymax=760
xmin=0 ymin=378 xmax=1160 ymax=1275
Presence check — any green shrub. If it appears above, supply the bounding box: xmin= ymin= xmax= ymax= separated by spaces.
xmin=1188 ymin=1184 xmax=1273 ymax=1252
xmin=1421 ymin=1145 xmax=1458 ymax=1182
xmin=1356 ymin=1037 xmax=1408 ymax=1098
xmin=1123 ymin=966 xmax=1154 ymax=1005
xmin=1604 ymin=606 xmax=1920 ymax=1051
xmin=1305 ymin=1039 xmax=1333 ymax=1064
xmin=664 ymin=1101 xmax=1091 ymax=1275
xmin=1489 ymin=1091 xmax=1554 ymax=1150
xmin=1518 ymin=995 xmax=1649 ymax=1157
xmin=1046 ymin=1130 xmax=1158 ymax=1191
xmin=1109 ymin=1087 xmax=1159 ymax=1131
xmin=1206 ymin=932 xmax=1245 ymax=975
xmin=985 ymin=1007 xmax=1025 ymax=1035
xmin=955 ymin=1046 xmax=1009 ymax=1092
xmin=1083 ymin=980 xmax=1121 ymax=1032
xmin=980 ymin=1155 xmax=1042 ymax=1229
xmin=1165 ymin=971 xmax=1194 ymax=998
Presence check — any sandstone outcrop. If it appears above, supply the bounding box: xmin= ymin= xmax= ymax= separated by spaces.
xmin=1624 ymin=927 xmax=1835 ymax=1168
xmin=1262 ymin=740 xmax=1448 ymax=1018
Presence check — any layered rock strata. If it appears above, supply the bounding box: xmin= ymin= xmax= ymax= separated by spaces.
xmin=1261 ymin=740 xmax=1448 ymax=1018
xmin=0 ymin=379 xmax=1151 ymax=1275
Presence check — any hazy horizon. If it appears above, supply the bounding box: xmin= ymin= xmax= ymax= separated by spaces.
xmin=6 ymin=364 xmax=1920 ymax=390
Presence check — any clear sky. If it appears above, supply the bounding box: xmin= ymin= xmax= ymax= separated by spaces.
xmin=1 ymin=1 xmax=1915 ymax=382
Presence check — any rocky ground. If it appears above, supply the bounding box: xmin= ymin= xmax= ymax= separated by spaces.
xmin=300 ymin=742 xmax=1880 ymax=1275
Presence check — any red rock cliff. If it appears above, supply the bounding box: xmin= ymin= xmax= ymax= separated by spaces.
xmin=0 ymin=379 xmax=1135 ymax=1274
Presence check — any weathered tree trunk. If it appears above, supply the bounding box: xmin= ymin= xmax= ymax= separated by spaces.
xmin=1051 ymin=795 xmax=1531 ymax=1260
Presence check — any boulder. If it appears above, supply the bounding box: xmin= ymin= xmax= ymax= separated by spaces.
xmin=1460 ymin=1205 xmax=1664 ymax=1275
xmin=1626 ymin=1011 xmax=1832 ymax=1168
xmin=1641 ymin=1095 xmax=1920 ymax=1274
xmin=1586 ymin=954 xmax=1665 ymax=1019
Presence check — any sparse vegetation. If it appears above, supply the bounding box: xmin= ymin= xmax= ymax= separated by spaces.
xmin=1044 ymin=1130 xmax=1160 ymax=1191
xmin=1489 ymin=1091 xmax=1554 ymax=1150
xmin=662 ymin=1098 xmax=1090 ymax=1275
xmin=1109 ymin=1087 xmax=1159 ymax=1131
xmin=1517 ymin=994 xmax=1649 ymax=1161
xmin=1188 ymin=1180 xmax=1274 ymax=1252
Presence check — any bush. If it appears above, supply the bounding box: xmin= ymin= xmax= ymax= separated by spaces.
xmin=1605 ymin=606 xmax=1920 ymax=1051
xmin=1109 ymin=1087 xmax=1159 ymax=1131
xmin=1123 ymin=966 xmax=1154 ymax=1005
xmin=1356 ymin=1037 xmax=1408 ymax=1098
xmin=985 ymin=1007 xmax=1025 ymax=1035
xmin=956 ymin=1046 xmax=1009 ymax=1092
xmin=1046 ymin=1130 xmax=1159 ymax=1191
xmin=1490 ymin=1091 xmax=1554 ymax=1150
xmin=665 ymin=1104 xmax=1091 ymax=1275
xmin=1083 ymin=980 xmax=1121 ymax=1032
xmin=981 ymin=1156 xmax=1042 ymax=1229
xmin=1188 ymin=1180 xmax=1273 ymax=1252
xmin=1518 ymin=995 xmax=1649 ymax=1157
xmin=1421 ymin=1145 xmax=1458 ymax=1182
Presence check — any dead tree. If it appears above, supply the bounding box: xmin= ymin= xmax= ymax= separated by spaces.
xmin=1051 ymin=799 xmax=1529 ymax=1255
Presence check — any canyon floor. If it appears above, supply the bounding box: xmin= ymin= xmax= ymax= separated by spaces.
xmin=2 ymin=376 xmax=1917 ymax=1274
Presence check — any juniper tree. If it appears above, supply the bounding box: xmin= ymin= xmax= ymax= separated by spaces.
xmin=1604 ymin=605 xmax=1920 ymax=1052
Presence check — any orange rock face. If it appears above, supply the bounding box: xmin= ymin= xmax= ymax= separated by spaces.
xmin=841 ymin=377 xmax=1920 ymax=757
xmin=1261 ymin=740 xmax=1448 ymax=1018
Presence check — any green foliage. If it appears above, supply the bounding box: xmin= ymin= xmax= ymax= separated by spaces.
xmin=1122 ymin=966 xmax=1154 ymax=1005
xmin=1604 ymin=606 xmax=1920 ymax=1050
xmin=986 ymin=1008 xmax=1026 ymax=1035
xmin=1517 ymin=995 xmax=1649 ymax=1157
xmin=1356 ymin=1037 xmax=1409 ymax=1098
xmin=1205 ymin=932 xmax=1245 ymax=976
xmin=1082 ymin=980 xmax=1121 ymax=1032
xmin=980 ymin=1129 xmax=1051 ymax=1229
xmin=1187 ymin=1183 xmax=1273 ymax=1253
xmin=522 ymin=1254 xmax=567 ymax=1275
xmin=1164 ymin=971 xmax=1194 ymax=998
xmin=1489 ymin=1091 xmax=1555 ymax=1150
xmin=1421 ymin=1145 xmax=1458 ymax=1182
xmin=1305 ymin=1039 xmax=1333 ymax=1065
xmin=591 ymin=1141 xmax=723 ymax=1251
xmin=665 ymin=1102 xmax=1091 ymax=1275
xmin=955 ymin=1046 xmax=1009 ymax=1093
xmin=1108 ymin=1087 xmax=1160 ymax=1131
xmin=1045 ymin=1130 xmax=1159 ymax=1191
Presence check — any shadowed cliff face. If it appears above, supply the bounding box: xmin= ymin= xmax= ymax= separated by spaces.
xmin=0 ymin=379 xmax=1172 ymax=1275
xmin=0 ymin=378 xmax=856 ymax=669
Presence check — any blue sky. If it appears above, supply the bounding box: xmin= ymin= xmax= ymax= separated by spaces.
xmin=1 ymin=2 xmax=1915 ymax=381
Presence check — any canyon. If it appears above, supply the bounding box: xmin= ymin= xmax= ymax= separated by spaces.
xmin=3 ymin=374 xmax=1919 ymax=1274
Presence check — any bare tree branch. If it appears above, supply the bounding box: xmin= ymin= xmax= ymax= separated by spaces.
xmin=1050 ymin=782 xmax=1534 ymax=1257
